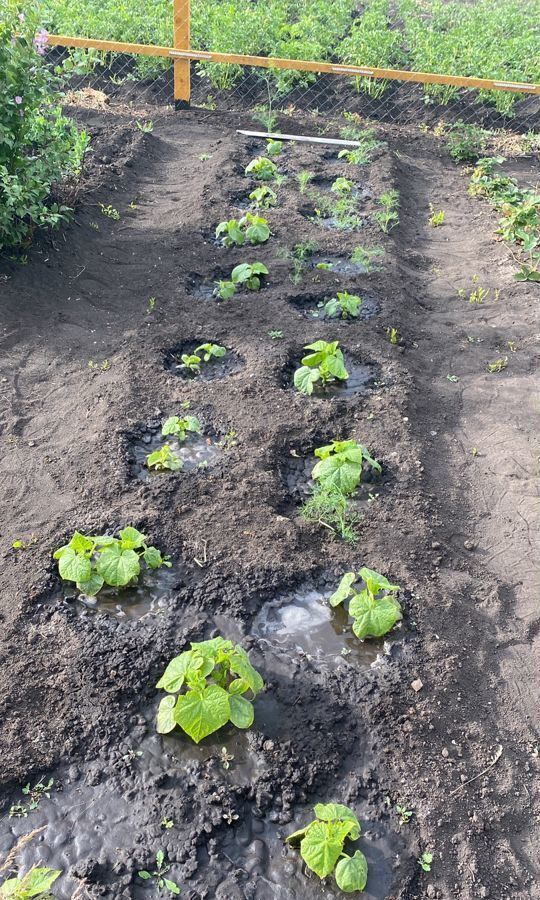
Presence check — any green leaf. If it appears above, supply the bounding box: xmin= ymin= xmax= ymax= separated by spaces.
xmin=335 ymin=850 xmax=369 ymax=892
xmin=138 ymin=871 xmax=152 ymax=880
xmin=229 ymin=647 xmax=264 ymax=694
xmin=312 ymin=456 xmax=360 ymax=495
xmin=144 ymin=546 xmax=165 ymax=569
xmin=118 ymin=526 xmax=146 ymax=550
xmin=156 ymin=651 xmax=194 ymax=692
xmin=163 ymin=878 xmax=181 ymax=894
xmin=329 ymin=572 xmax=356 ymax=607
xmin=359 ymin=566 xmax=400 ymax=597
xmin=231 ymin=263 xmax=253 ymax=284
xmin=156 ymin=850 xmax=165 ymax=867
xmin=314 ymin=803 xmax=360 ymax=839
xmin=324 ymin=352 xmax=348 ymax=381
xmin=294 ymin=366 xmax=320 ymax=395
xmin=96 ymin=545 xmax=140 ymax=587
xmin=249 ymin=262 xmax=269 ymax=275
xmin=68 ymin=531 xmax=95 ymax=554
xmin=300 ymin=821 xmax=346 ymax=879
xmin=349 ymin=593 xmax=402 ymax=639
xmin=57 ymin=547 xmax=92 ymax=584
xmin=4 ymin=867 xmax=62 ymax=898
xmin=174 ymin=684 xmax=231 ymax=743
xmin=76 ymin=571 xmax=105 ymax=596
xmin=229 ymin=694 xmax=254 ymax=729
xmin=156 ymin=695 xmax=177 ymax=733
xmin=228 ymin=678 xmax=249 ymax=695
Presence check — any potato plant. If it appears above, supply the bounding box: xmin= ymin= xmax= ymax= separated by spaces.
xmin=215 ymin=262 xmax=269 ymax=299
xmin=245 ymin=156 xmax=278 ymax=181
xmin=215 ymin=213 xmax=270 ymax=247
xmin=286 ymin=803 xmax=368 ymax=892
xmin=156 ymin=636 xmax=264 ymax=743
xmin=53 ymin=527 xmax=171 ymax=596
xmin=330 ymin=567 xmax=402 ymax=639
xmin=294 ymin=341 xmax=348 ymax=395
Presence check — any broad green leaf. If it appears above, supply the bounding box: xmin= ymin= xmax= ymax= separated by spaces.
xmin=249 ymin=262 xmax=269 ymax=275
xmin=246 ymin=222 xmax=270 ymax=244
xmin=300 ymin=821 xmax=346 ymax=879
xmin=305 ymin=340 xmax=338 ymax=353
xmin=76 ymin=571 xmax=105 ymax=597
xmin=359 ymin=567 xmax=400 ymax=597
xmin=156 ymin=850 xmax=165 ymax=867
xmin=175 ymin=684 xmax=230 ymax=743
xmin=312 ymin=457 xmax=360 ymax=495
xmin=191 ymin=636 xmax=232 ymax=657
xmin=163 ymin=878 xmax=181 ymax=894
xmin=68 ymin=531 xmax=94 ymax=554
xmin=184 ymin=415 xmax=202 ymax=433
xmin=349 ymin=594 xmax=402 ymax=639
xmin=144 ymin=546 xmax=165 ymax=569
xmin=229 ymin=647 xmax=264 ymax=694
xmin=294 ymin=366 xmax=320 ymax=395
xmin=324 ymin=353 xmax=348 ymax=381
xmin=228 ymin=678 xmax=249 ymax=695
xmin=118 ymin=526 xmax=146 ymax=550
xmin=231 ymin=263 xmax=253 ymax=284
xmin=138 ymin=871 xmax=152 ymax=880
xmin=314 ymin=803 xmax=360 ymax=838
xmin=97 ymin=546 xmax=140 ymax=587
xmin=156 ymin=695 xmax=177 ymax=733
xmin=156 ymin=651 xmax=194 ymax=692
xmin=2 ymin=867 xmax=63 ymax=898
xmin=57 ymin=547 xmax=92 ymax=584
xmin=229 ymin=694 xmax=254 ymax=729
xmin=329 ymin=572 xmax=356 ymax=607
xmin=335 ymin=851 xmax=368 ymax=892
xmin=301 ymin=350 xmax=325 ymax=368
xmin=162 ymin=415 xmax=181 ymax=436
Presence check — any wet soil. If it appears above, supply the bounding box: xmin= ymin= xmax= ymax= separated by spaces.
xmin=0 ymin=103 xmax=539 ymax=899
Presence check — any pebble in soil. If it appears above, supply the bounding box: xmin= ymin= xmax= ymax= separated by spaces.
xmin=129 ymin=424 xmax=223 ymax=482
xmin=164 ymin=342 xmax=244 ymax=380
xmin=289 ymin=292 xmax=379 ymax=322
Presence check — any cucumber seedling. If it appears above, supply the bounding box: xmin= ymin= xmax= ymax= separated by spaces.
xmin=330 ymin=567 xmax=402 ymax=639
xmin=350 ymin=245 xmax=385 ymax=272
xmin=249 ymin=185 xmax=277 ymax=209
xmin=162 ymin=414 xmax=202 ymax=441
xmin=138 ymin=850 xmax=180 ymax=895
xmin=215 ymin=213 xmax=270 ymax=247
xmin=331 ymin=176 xmax=354 ymax=195
xmin=293 ymin=340 xmax=348 ymax=395
xmin=215 ymin=262 xmax=269 ymax=299
xmin=286 ymin=803 xmax=368 ymax=893
xmin=323 ymin=292 xmax=362 ymax=319
xmin=156 ymin=636 xmax=264 ymax=743
xmin=53 ymin=527 xmax=171 ymax=597
xmin=245 ymin=156 xmax=278 ymax=181
xmin=266 ymin=139 xmax=283 ymax=156
xmin=178 ymin=343 xmax=227 ymax=373
xmin=146 ymin=444 xmax=182 ymax=472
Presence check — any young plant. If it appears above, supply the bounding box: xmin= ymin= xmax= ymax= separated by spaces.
xmin=156 ymin=636 xmax=264 ymax=743
xmin=162 ymin=415 xmax=202 ymax=441
xmin=447 ymin=121 xmax=488 ymax=162
xmin=293 ymin=341 xmax=348 ymax=395
xmin=350 ymin=245 xmax=385 ymax=272
xmin=375 ymin=190 xmax=399 ymax=233
xmin=249 ymin=185 xmax=277 ymax=209
xmin=9 ymin=778 xmax=53 ymax=818
xmin=136 ymin=119 xmax=153 ymax=133
xmin=215 ymin=213 xmax=270 ymax=247
xmin=312 ymin=440 xmax=381 ymax=495
xmin=428 ymin=204 xmax=445 ymax=226
xmin=331 ymin=176 xmax=354 ymax=195
xmin=329 ymin=567 xmax=402 ymax=639
xmin=99 ymin=203 xmax=120 ymax=220
xmin=138 ymin=850 xmax=180 ymax=895
xmin=245 ymin=156 xmax=278 ymax=182
xmin=278 ymin=240 xmax=318 ymax=284
xmin=337 ymin=127 xmax=381 ymax=165
xmin=215 ymin=262 xmax=269 ymax=299
xmin=418 ymin=852 xmax=433 ymax=873
xmin=323 ymin=292 xmax=362 ymax=320
xmin=296 ymin=171 xmax=314 ymax=194
xmin=0 ymin=866 xmax=61 ymax=899
xmin=266 ymin=139 xmax=283 ymax=157
xmin=286 ymin=803 xmax=368 ymax=893
xmin=487 ymin=357 xmax=508 ymax=373
xmin=53 ymin=527 xmax=170 ymax=596
xmin=301 ymin=483 xmax=362 ymax=544
xmin=146 ymin=444 xmax=182 ymax=472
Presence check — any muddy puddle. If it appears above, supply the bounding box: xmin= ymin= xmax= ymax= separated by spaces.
xmin=309 ymin=254 xmax=383 ymax=276
xmin=164 ymin=342 xmax=244 ymax=380
xmin=129 ymin=425 xmax=222 ymax=482
xmin=289 ymin=292 xmax=379 ymax=322
xmin=62 ymin=564 xmax=186 ymax=620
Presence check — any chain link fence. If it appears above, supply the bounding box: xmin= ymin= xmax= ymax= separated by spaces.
xmin=41 ymin=0 xmax=540 ymax=134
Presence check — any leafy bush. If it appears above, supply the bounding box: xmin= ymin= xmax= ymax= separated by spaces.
xmin=447 ymin=122 xmax=489 ymax=162
xmin=286 ymin=803 xmax=368 ymax=892
xmin=53 ymin=527 xmax=170 ymax=596
xmin=330 ymin=567 xmax=402 ymax=639
xmin=294 ymin=340 xmax=348 ymax=395
xmin=0 ymin=1 xmax=88 ymax=251
xmin=156 ymin=636 xmax=264 ymax=743
xmin=312 ymin=439 xmax=381 ymax=495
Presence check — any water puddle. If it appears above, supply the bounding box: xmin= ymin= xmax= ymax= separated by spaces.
xmin=129 ymin=425 xmax=222 ymax=482
xmin=164 ymin=342 xmax=244 ymax=380
xmin=252 ymin=584 xmax=387 ymax=669
xmin=289 ymin=292 xmax=379 ymax=322
xmin=62 ymin=564 xmax=186 ymax=620
xmin=310 ymin=254 xmax=381 ymax=276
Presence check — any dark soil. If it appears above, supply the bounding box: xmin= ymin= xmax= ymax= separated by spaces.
xmin=0 ymin=102 xmax=539 ymax=900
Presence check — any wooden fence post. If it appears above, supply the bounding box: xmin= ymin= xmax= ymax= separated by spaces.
xmin=173 ymin=0 xmax=190 ymax=107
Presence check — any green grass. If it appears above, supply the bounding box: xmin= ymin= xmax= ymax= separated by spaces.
xmin=43 ymin=0 xmax=539 ymax=113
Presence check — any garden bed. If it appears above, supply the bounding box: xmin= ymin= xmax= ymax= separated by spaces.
xmin=0 ymin=102 xmax=539 ymax=900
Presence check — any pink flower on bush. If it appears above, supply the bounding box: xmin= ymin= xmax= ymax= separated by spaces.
xmin=15 ymin=96 xmax=23 ymax=104
xmin=33 ymin=28 xmax=49 ymax=55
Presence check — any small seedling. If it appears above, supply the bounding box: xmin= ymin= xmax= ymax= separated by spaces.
xmin=374 ymin=190 xmax=399 ymax=233
xmin=296 ymin=171 xmax=314 ymax=194
xmin=418 ymin=852 xmax=433 ymax=872
xmin=447 ymin=374 xmax=459 ymax=382
xmin=138 ymin=850 xmax=180 ymax=895
xmin=293 ymin=341 xmax=348 ymax=395
xmin=199 ymin=153 xmax=212 ymax=161
xmin=161 ymin=816 xmax=174 ymax=829
xmin=89 ymin=221 xmax=99 ymax=230
xmin=323 ymin=292 xmax=362 ymax=320
xmin=162 ymin=415 xmax=202 ymax=441
xmin=396 ymin=805 xmax=413 ymax=825
xmin=428 ymin=204 xmax=445 ymax=226
xmin=331 ymin=176 xmax=354 ymax=195
xmin=146 ymin=444 xmax=182 ymax=472
xmin=245 ymin=156 xmax=278 ymax=182
xmin=99 ymin=203 xmax=120 ymax=220
xmin=218 ymin=430 xmax=237 ymax=450
xmin=286 ymin=803 xmax=368 ymax=893
xmin=386 ymin=326 xmax=399 ymax=344
xmin=458 ymin=276 xmax=490 ymax=304
xmin=350 ymin=245 xmax=385 ymax=272
xmin=53 ymin=527 xmax=170 ymax=596
xmin=215 ymin=262 xmax=269 ymax=299
xmin=215 ymin=213 xmax=270 ymax=247
xmin=330 ymin=568 xmax=401 ymax=640
xmin=507 ymin=341 xmax=518 ymax=352
xmin=249 ymin=185 xmax=277 ymax=209
xmin=136 ymin=119 xmax=153 ymax=133
xmin=147 ymin=296 xmax=156 ymax=314
xmin=269 ymin=329 xmax=283 ymax=339
xmin=0 ymin=866 xmax=61 ymax=898
xmin=178 ymin=344 xmax=227 ymax=374
xmin=312 ymin=440 xmax=381 ymax=497
xmin=301 ymin=483 xmax=362 ymax=544
xmin=487 ymin=357 xmax=508 ymax=373
xmin=219 ymin=747 xmax=234 ymax=769
xmin=266 ymin=139 xmax=283 ymax=156
xmin=9 ymin=778 xmax=54 ymax=817
xmin=156 ymin=636 xmax=264 ymax=743
xmin=88 ymin=359 xmax=110 ymax=371
xmin=12 ymin=535 xmax=37 ymax=551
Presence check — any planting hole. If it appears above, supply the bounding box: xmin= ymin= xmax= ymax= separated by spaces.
xmin=289 ymin=292 xmax=379 ymax=322
xmin=129 ymin=424 xmax=222 ymax=481
xmin=164 ymin=342 xmax=244 ymax=380
xmin=284 ymin=349 xmax=377 ymax=399
xmin=61 ymin=564 xmax=182 ymax=619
